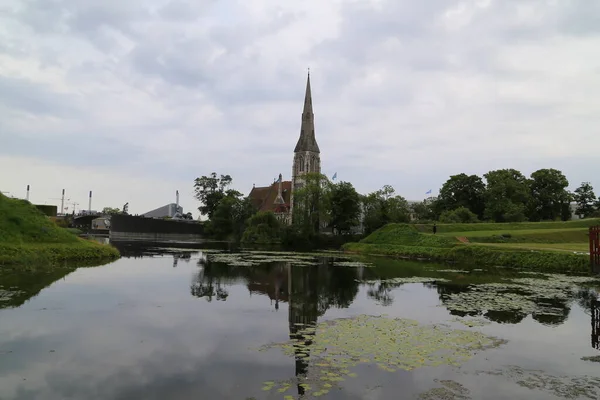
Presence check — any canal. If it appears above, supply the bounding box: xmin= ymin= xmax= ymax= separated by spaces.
xmin=1 ymin=247 xmax=599 ymax=399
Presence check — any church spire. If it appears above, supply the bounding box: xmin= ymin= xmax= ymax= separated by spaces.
xmin=294 ymin=71 xmax=320 ymax=153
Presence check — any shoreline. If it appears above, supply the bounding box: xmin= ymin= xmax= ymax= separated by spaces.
xmin=342 ymin=242 xmax=591 ymax=274
xmin=0 ymin=240 xmax=120 ymax=269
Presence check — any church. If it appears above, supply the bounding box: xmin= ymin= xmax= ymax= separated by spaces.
xmin=248 ymin=72 xmax=321 ymax=225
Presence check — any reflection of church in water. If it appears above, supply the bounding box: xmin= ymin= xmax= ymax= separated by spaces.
xmin=246 ymin=262 xmax=364 ymax=397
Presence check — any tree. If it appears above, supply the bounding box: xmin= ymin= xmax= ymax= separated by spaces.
xmin=193 ymin=173 xmax=233 ymax=219
xmin=361 ymin=185 xmax=411 ymax=234
xmin=439 ymin=207 xmax=479 ymax=223
xmin=528 ymin=168 xmax=570 ymax=221
xmin=207 ymin=190 xmax=255 ymax=240
xmin=483 ymin=169 xmax=531 ymax=222
xmin=328 ymin=181 xmax=361 ymax=234
xmin=573 ymin=182 xmax=597 ymax=218
xmin=385 ymin=195 xmax=411 ymax=223
xmin=436 ymin=174 xmax=486 ymax=219
xmin=292 ymin=172 xmax=331 ymax=236
xmin=410 ymin=200 xmax=436 ymax=222
xmin=101 ymin=207 xmax=121 ymax=215
xmin=241 ymin=211 xmax=282 ymax=243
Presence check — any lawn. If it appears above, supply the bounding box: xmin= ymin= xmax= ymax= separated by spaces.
xmin=475 ymin=242 xmax=589 ymax=253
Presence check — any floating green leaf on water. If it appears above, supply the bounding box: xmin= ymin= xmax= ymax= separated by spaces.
xmin=256 ymin=315 xmax=506 ymax=398
xmin=207 ymin=251 xmax=364 ymax=268
xmin=452 ymin=317 xmax=491 ymax=328
xmin=477 ymin=366 xmax=600 ymax=399
xmin=442 ymin=273 xmax=600 ymax=318
xmin=418 ymin=380 xmax=471 ymax=400
xmin=332 ymin=261 xmax=373 ymax=268
xmin=581 ymin=355 xmax=600 ymax=363
xmin=362 ymin=277 xmax=450 ymax=285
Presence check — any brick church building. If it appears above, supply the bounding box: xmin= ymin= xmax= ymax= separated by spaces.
xmin=248 ymin=72 xmax=321 ymax=225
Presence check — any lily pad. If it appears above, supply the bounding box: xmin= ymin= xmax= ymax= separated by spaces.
xmin=256 ymin=315 xmax=506 ymax=397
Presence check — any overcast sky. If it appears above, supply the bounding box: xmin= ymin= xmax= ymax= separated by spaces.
xmin=1 ymin=0 xmax=599 ymax=217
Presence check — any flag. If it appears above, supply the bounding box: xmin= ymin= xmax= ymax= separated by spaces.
xmin=332 ymin=172 xmax=337 ymax=181
xmin=425 ymin=189 xmax=432 ymax=195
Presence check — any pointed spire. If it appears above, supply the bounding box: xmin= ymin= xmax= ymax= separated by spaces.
xmin=294 ymin=71 xmax=320 ymax=153
xmin=303 ymin=69 xmax=313 ymax=115
xmin=274 ymin=173 xmax=285 ymax=205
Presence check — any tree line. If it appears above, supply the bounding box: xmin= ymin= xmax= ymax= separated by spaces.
xmin=193 ymin=168 xmax=600 ymax=244
xmin=427 ymin=168 xmax=599 ymax=224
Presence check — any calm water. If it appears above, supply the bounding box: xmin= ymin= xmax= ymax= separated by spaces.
xmin=1 ymin=247 xmax=599 ymax=400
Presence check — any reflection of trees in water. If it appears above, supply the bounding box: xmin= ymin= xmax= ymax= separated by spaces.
xmin=190 ymin=258 xmax=242 ymax=302
xmin=189 ymin=255 xmax=361 ymax=398
xmin=429 ymin=281 xmax=572 ymax=325
xmin=189 ymin=256 xmax=360 ymax=312
xmin=485 ymin=310 xmax=526 ymax=324
xmin=366 ymin=281 xmax=398 ymax=306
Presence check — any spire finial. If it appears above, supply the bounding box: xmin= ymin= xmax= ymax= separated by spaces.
xmin=308 ymin=67 xmax=310 ymax=76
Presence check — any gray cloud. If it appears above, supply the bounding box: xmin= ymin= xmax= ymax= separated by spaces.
xmin=1 ymin=0 xmax=599 ymax=215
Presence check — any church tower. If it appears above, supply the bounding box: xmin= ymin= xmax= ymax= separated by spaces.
xmin=290 ymin=72 xmax=321 ymax=219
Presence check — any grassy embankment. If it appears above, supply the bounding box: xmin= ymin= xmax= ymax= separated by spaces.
xmin=343 ymin=219 xmax=600 ymax=273
xmin=0 ymin=193 xmax=120 ymax=268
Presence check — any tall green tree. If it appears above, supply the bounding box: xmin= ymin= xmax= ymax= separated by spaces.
xmin=327 ymin=181 xmax=361 ymax=234
xmin=528 ymin=168 xmax=570 ymax=221
xmin=207 ymin=190 xmax=255 ymax=240
xmin=483 ymin=169 xmax=531 ymax=222
xmin=573 ymin=182 xmax=597 ymax=218
xmin=193 ymin=173 xmax=233 ymax=219
xmin=436 ymin=173 xmax=485 ymax=219
xmin=410 ymin=200 xmax=436 ymax=222
xmin=361 ymin=185 xmax=410 ymax=234
xmin=292 ymin=172 xmax=331 ymax=236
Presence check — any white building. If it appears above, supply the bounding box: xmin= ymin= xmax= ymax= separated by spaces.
xmin=142 ymin=203 xmax=183 ymax=218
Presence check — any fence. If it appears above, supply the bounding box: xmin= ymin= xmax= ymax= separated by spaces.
xmin=591 ymin=226 xmax=600 ymax=273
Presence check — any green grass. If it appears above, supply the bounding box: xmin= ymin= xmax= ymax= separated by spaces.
xmin=414 ymin=218 xmax=600 ymax=234
xmin=442 ymin=228 xmax=590 ymax=245
xmin=475 ymin=242 xmax=589 ymax=253
xmin=342 ymin=221 xmax=595 ymax=273
xmin=343 ymin=242 xmax=589 ymax=273
xmin=0 ymin=193 xmax=119 ymax=267
xmin=361 ymin=224 xmax=458 ymax=247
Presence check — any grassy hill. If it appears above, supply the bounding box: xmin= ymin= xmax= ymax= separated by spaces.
xmin=0 ymin=193 xmax=119 ymax=267
xmin=413 ymin=219 xmax=599 ymax=234
xmin=361 ymin=224 xmax=458 ymax=247
xmin=342 ymin=221 xmax=596 ymax=273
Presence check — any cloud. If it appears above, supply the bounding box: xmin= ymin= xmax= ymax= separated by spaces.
xmin=1 ymin=0 xmax=599 ymax=215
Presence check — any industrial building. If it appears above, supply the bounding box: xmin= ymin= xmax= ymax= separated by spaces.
xmin=142 ymin=203 xmax=183 ymax=219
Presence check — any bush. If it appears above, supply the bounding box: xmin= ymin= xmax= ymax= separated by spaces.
xmin=439 ymin=207 xmax=479 ymax=224
xmin=360 ymin=224 xmax=457 ymax=248
xmin=241 ymin=211 xmax=282 ymax=244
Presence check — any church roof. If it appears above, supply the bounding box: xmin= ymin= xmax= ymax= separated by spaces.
xmin=294 ymin=72 xmax=320 ymax=153
xmin=248 ymin=180 xmax=292 ymax=213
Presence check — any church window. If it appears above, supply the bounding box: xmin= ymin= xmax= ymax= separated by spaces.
xmin=299 ymin=156 xmax=304 ymax=172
